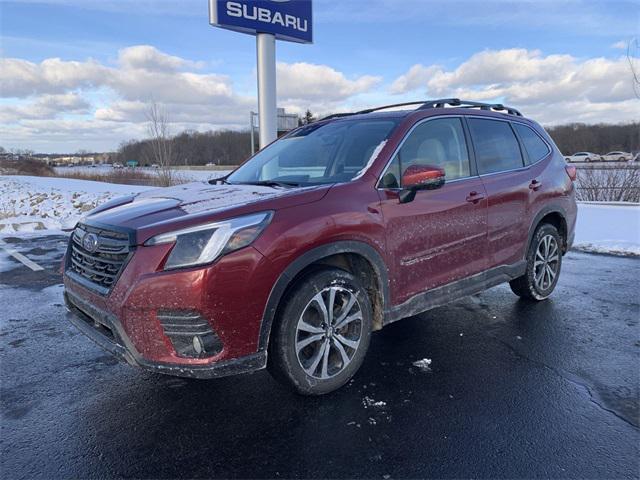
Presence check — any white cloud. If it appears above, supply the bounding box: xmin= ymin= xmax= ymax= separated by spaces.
xmin=0 ymin=93 xmax=89 ymax=122
xmin=389 ymin=48 xmax=639 ymax=124
xmin=390 ymin=64 xmax=441 ymax=95
xmin=0 ymin=46 xmax=381 ymax=151
xmin=0 ymin=57 xmax=108 ymax=97
xmin=2 ymin=44 xmax=638 ymax=152
xmin=611 ymin=40 xmax=628 ymax=50
xmin=118 ymin=45 xmax=204 ymax=72
xmin=277 ymin=62 xmax=381 ymax=103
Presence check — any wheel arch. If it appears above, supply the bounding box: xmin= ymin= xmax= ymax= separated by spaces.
xmin=527 ymin=206 xmax=569 ymax=254
xmin=257 ymin=241 xmax=390 ymax=352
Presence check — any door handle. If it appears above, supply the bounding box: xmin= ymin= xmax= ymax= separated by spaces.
xmin=466 ymin=191 xmax=485 ymax=203
xmin=529 ymin=179 xmax=542 ymax=191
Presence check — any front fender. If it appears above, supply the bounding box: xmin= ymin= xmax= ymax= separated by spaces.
xmin=256 ymin=240 xmax=390 ymax=352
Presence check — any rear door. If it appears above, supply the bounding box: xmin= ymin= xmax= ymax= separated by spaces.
xmin=467 ymin=117 xmax=532 ymax=267
xmin=377 ymin=116 xmax=488 ymax=305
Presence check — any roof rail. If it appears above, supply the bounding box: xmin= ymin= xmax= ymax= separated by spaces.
xmin=419 ymin=98 xmax=523 ymax=116
xmin=355 ymin=101 xmax=430 ymax=115
xmin=318 ymin=98 xmax=522 ymax=122
xmin=319 ymin=102 xmax=427 ymax=121
xmin=319 ymin=112 xmax=356 ymax=121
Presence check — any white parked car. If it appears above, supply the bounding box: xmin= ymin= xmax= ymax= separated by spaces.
xmin=565 ymin=152 xmax=602 ymax=163
xmin=601 ymin=151 xmax=633 ymax=162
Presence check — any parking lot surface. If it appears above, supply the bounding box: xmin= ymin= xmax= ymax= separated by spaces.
xmin=1 ymin=235 xmax=639 ymax=479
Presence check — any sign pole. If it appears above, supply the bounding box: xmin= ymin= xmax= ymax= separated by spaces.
xmin=256 ymin=33 xmax=277 ymax=149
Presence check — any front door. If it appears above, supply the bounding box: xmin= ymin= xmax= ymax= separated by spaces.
xmin=377 ymin=117 xmax=488 ymax=306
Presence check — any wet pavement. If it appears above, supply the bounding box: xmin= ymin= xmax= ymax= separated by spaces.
xmin=1 ymin=235 xmax=639 ymax=479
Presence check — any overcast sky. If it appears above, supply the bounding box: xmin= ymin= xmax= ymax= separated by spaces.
xmin=1 ymin=0 xmax=638 ymax=153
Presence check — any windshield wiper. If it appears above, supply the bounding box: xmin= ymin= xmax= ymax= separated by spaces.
xmin=239 ymin=180 xmax=301 ymax=188
xmin=208 ymin=177 xmax=230 ymax=185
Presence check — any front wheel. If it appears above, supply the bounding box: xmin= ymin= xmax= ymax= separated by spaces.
xmin=510 ymin=224 xmax=563 ymax=301
xmin=268 ymin=268 xmax=372 ymax=395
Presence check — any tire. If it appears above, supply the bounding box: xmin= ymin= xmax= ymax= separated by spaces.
xmin=268 ymin=268 xmax=373 ymax=395
xmin=510 ymin=224 xmax=563 ymax=301
xmin=585 ymin=157 xmax=591 ymax=162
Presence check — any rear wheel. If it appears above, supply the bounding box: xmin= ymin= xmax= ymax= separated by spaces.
xmin=268 ymin=268 xmax=372 ymax=395
xmin=510 ymin=224 xmax=562 ymax=301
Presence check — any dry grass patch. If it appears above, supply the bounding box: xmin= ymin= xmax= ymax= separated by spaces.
xmin=56 ymin=169 xmax=186 ymax=187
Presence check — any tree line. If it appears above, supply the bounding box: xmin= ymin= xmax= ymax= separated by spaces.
xmin=116 ymin=130 xmax=253 ymax=167
xmin=116 ymin=118 xmax=639 ymax=167
xmin=545 ymin=122 xmax=639 ymax=156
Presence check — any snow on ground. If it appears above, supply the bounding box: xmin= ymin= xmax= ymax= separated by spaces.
xmin=0 ymin=175 xmax=150 ymax=234
xmin=573 ymin=202 xmax=640 ymax=256
xmin=412 ymin=358 xmax=433 ymax=372
xmin=1 ymin=175 xmax=639 ymax=256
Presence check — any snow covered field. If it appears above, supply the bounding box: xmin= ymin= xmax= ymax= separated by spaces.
xmin=573 ymin=202 xmax=640 ymax=256
xmin=1 ymin=175 xmax=638 ymax=256
xmin=0 ymin=176 xmax=150 ymax=233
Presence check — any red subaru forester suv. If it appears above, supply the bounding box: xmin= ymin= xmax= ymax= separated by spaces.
xmin=64 ymin=99 xmax=577 ymax=395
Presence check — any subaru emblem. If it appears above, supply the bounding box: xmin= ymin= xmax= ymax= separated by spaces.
xmin=82 ymin=233 xmax=99 ymax=253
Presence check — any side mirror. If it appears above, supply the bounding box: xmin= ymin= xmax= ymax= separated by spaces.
xmin=399 ymin=164 xmax=445 ymax=203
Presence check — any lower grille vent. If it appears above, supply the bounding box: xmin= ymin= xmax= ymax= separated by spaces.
xmin=157 ymin=310 xmax=222 ymax=358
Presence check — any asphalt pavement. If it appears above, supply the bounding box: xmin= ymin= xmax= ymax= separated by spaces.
xmin=1 ymin=234 xmax=639 ymax=479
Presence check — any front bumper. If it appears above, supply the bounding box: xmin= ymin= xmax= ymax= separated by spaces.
xmin=64 ymin=289 xmax=266 ymax=379
xmin=62 ymin=235 xmax=278 ymax=379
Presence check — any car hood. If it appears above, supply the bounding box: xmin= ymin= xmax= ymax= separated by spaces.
xmin=85 ymin=181 xmax=331 ymax=243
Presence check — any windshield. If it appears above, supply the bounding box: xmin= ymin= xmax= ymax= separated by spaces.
xmin=227 ymin=118 xmax=399 ymax=186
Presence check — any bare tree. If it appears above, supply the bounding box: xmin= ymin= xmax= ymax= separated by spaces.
xmin=576 ymin=166 xmax=640 ymax=203
xmin=146 ymin=102 xmax=175 ymax=186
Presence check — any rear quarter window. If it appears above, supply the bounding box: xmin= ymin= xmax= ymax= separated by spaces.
xmin=513 ymin=123 xmax=551 ymax=164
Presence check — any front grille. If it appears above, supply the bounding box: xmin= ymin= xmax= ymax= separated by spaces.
xmin=68 ymin=225 xmax=131 ymax=292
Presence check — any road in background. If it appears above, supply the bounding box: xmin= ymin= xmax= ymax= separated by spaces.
xmin=1 ymin=235 xmax=638 ymax=479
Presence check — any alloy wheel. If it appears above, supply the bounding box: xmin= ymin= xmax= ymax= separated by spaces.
xmin=295 ymin=286 xmax=363 ymax=379
xmin=534 ymin=234 xmax=560 ymax=291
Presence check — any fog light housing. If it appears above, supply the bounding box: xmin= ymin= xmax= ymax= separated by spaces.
xmin=157 ymin=310 xmax=223 ymax=358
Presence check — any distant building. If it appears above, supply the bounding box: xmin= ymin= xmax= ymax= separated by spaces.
xmin=249 ymin=107 xmax=299 ymax=154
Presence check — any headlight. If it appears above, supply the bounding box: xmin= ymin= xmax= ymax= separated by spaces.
xmin=145 ymin=211 xmax=273 ymax=270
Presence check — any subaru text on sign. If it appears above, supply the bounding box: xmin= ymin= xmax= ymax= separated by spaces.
xmin=209 ymin=0 xmax=313 ymax=44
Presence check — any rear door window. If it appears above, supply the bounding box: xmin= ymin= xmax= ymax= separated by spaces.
xmin=513 ymin=123 xmax=550 ymax=164
xmin=468 ymin=118 xmax=524 ymax=175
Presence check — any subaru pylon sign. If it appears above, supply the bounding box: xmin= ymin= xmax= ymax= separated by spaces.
xmin=209 ymin=0 xmax=313 ymax=44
